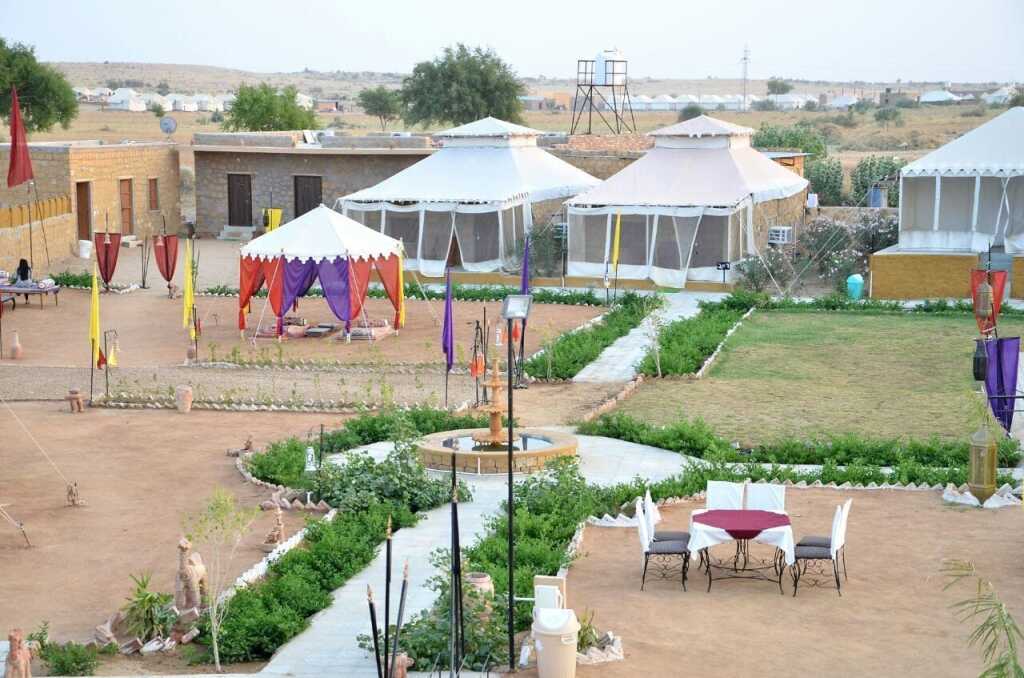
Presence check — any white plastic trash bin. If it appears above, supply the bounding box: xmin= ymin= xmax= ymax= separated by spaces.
xmin=78 ymin=240 xmax=93 ymax=259
xmin=532 ymin=608 xmax=579 ymax=678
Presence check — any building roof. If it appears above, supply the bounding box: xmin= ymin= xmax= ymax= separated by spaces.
xmin=434 ymin=117 xmax=543 ymax=139
xmin=920 ymin=89 xmax=959 ymax=103
xmin=648 ymin=115 xmax=754 ymax=138
xmin=902 ymin=106 xmax=1024 ymax=177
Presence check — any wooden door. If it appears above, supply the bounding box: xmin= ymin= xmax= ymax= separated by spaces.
xmin=227 ymin=174 xmax=253 ymax=226
xmin=293 ymin=175 xmax=322 ymax=218
xmin=75 ymin=181 xmax=92 ymax=240
xmin=119 ymin=178 xmax=134 ymax=235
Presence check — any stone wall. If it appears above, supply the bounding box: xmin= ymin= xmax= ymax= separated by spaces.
xmin=750 ymin=190 xmax=808 ymax=252
xmin=69 ymin=144 xmax=181 ymax=238
xmin=549 ymin=149 xmax=642 ymax=180
xmin=0 ymin=148 xmax=72 ymax=206
xmin=869 ymin=251 xmax=979 ymax=299
xmin=0 ymin=212 xmax=77 ymax=272
xmin=193 ymin=150 xmax=428 ymax=234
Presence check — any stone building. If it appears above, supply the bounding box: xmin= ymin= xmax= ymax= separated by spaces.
xmin=0 ymin=141 xmax=180 ymax=270
xmin=192 ymin=132 xmax=433 ymax=237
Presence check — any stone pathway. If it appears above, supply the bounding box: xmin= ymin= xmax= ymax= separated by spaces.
xmin=260 ymin=434 xmax=685 ymax=678
xmin=573 ymin=291 xmax=726 ymax=383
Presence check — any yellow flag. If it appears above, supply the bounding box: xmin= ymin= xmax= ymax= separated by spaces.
xmin=611 ymin=213 xmax=622 ymax=269
xmin=265 ymin=208 xmax=283 ymax=232
xmin=182 ymin=238 xmax=195 ymax=339
xmin=89 ymin=262 xmax=101 ymax=366
xmin=397 ymin=254 xmax=406 ymax=327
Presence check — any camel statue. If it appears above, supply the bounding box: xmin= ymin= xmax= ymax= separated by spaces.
xmin=174 ymin=537 xmax=208 ymax=611
xmin=4 ymin=628 xmax=32 ymax=678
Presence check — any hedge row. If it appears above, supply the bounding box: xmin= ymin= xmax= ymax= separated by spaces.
xmin=203 ymin=283 xmax=605 ymax=307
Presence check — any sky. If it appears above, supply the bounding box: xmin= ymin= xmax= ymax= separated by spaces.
xmin=1 ymin=0 xmax=1022 ymax=83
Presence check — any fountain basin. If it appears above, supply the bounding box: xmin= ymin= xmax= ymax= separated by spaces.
xmin=418 ymin=428 xmax=578 ymax=474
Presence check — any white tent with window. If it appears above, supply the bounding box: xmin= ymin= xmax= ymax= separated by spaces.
xmin=565 ymin=115 xmax=808 ymax=287
xmin=898 ymin=107 xmax=1024 ymax=252
xmin=337 ymin=117 xmax=599 ymax=276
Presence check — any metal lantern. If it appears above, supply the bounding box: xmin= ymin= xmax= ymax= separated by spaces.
xmin=973 ymin=340 xmax=989 ymax=382
xmin=975 ymin=280 xmax=994 ymax=321
xmin=969 ymin=426 xmax=997 ymax=503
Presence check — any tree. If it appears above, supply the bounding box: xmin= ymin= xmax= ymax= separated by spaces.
xmin=358 ymin=86 xmax=402 ymax=131
xmin=874 ymin=107 xmax=902 ymax=129
xmin=677 ymin=103 xmax=703 ymax=122
xmin=752 ymin=123 xmax=827 ymax=158
xmin=1008 ymin=86 xmax=1024 ymax=108
xmin=184 ymin=488 xmax=257 ymax=673
xmin=149 ymin=102 xmax=166 ymax=118
xmin=222 ymin=83 xmax=319 ymax=132
xmin=156 ymin=80 xmax=171 ymax=96
xmin=401 ymin=44 xmax=525 ymax=126
xmin=0 ymin=38 xmax=77 ymax=132
xmin=849 ymin=155 xmax=904 ymax=206
xmin=767 ymin=77 xmax=793 ymax=95
xmin=805 ymin=157 xmax=844 ymax=206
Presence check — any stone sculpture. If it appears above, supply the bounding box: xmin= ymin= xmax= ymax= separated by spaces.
xmin=261 ymin=506 xmax=285 ymax=552
xmin=4 ymin=628 xmax=31 ymax=678
xmin=174 ymin=538 xmax=208 ymax=611
xmin=65 ymin=389 xmax=85 ymax=413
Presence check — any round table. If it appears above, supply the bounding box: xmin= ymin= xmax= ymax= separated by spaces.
xmin=689 ymin=509 xmax=795 ymax=593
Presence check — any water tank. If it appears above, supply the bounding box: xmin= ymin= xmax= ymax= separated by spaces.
xmin=593 ymin=51 xmax=606 ymax=86
xmin=593 ymin=49 xmax=626 ymax=87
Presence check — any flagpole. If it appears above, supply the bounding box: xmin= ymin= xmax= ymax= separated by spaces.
xmin=30 ymin=181 xmax=50 ymax=266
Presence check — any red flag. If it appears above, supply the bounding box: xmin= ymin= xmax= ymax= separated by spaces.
xmin=96 ymin=347 xmax=107 ymax=369
xmin=7 ymin=87 xmax=34 ymax=188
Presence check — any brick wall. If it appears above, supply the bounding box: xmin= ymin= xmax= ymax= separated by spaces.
xmin=0 ymin=212 xmax=77 ymax=272
xmin=869 ymin=252 xmax=979 ymax=299
xmin=193 ymin=151 xmax=427 ymax=235
xmin=549 ymin=149 xmax=641 ymax=180
xmin=750 ymin=190 xmax=808 ymax=252
xmin=69 ymin=144 xmax=181 ymax=239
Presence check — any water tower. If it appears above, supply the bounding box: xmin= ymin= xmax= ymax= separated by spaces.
xmin=570 ymin=49 xmax=636 ymax=135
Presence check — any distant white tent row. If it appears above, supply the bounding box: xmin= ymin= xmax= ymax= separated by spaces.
xmin=626 ymin=94 xmax=762 ymax=112
xmin=898 ymin=107 xmax=1024 ymax=252
xmin=920 ymin=89 xmax=962 ymax=104
xmin=565 ymin=115 xmax=808 ymax=287
xmin=73 ymin=86 xmax=237 ymax=112
xmin=337 ymin=117 xmax=600 ymax=276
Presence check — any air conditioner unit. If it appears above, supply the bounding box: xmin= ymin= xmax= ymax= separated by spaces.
xmin=767 ymin=226 xmax=793 ymax=245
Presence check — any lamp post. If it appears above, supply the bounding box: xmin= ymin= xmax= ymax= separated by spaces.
xmin=501 ymin=293 xmax=532 ymax=672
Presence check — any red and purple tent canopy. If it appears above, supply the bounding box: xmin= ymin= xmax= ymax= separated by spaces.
xmin=238 ymin=204 xmax=405 ymax=334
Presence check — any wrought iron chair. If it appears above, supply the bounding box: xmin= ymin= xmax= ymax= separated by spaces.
xmin=636 ymin=499 xmax=690 ymax=591
xmin=791 ymin=504 xmax=847 ymax=596
xmin=795 ymin=498 xmax=851 ymax=580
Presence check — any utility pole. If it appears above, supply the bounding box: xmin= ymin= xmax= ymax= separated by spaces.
xmin=741 ymin=44 xmax=751 ymax=111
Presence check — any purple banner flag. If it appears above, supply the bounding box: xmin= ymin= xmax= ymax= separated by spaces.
xmin=442 ymin=268 xmax=454 ymax=372
xmin=984 ymin=336 xmax=1020 ymax=431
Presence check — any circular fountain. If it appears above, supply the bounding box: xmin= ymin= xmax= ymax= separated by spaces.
xmin=418 ymin=362 xmax=578 ymax=474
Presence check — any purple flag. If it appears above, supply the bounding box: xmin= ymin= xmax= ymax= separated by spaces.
xmin=442 ymin=268 xmax=454 ymax=372
xmin=984 ymin=337 xmax=1020 ymax=431
xmin=520 ymin=235 xmax=530 ymax=331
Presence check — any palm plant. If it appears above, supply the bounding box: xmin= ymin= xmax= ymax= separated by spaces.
xmin=122 ymin=573 xmax=176 ymax=641
xmin=943 ymin=560 xmax=1024 ymax=677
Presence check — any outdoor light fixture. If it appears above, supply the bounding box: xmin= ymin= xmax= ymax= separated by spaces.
xmin=304 ymin=445 xmax=317 ymax=474
xmin=974 ymin=339 xmax=989 ymax=382
xmin=501 ymin=293 xmax=532 ymax=670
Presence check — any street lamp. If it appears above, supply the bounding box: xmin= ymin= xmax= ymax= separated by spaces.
xmin=501 ymin=293 xmax=532 ymax=671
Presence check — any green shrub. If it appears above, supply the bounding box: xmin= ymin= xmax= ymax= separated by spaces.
xmin=805 ymin=157 xmax=844 ymax=206
xmin=849 ymin=155 xmax=904 ymax=207
xmin=28 ymin=622 xmax=102 ymax=676
xmin=122 ymin=573 xmax=176 ymax=641
xmin=51 ymin=270 xmax=92 ymax=287
xmin=523 ymin=293 xmax=660 ymax=380
xmin=204 ymin=283 xmax=604 ymax=307
xmin=752 ymin=123 xmax=827 ymax=158
xmin=638 ymin=306 xmax=745 ymax=376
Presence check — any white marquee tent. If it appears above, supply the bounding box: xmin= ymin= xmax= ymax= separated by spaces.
xmin=338 ymin=117 xmax=599 ymax=276
xmin=898 ymin=107 xmax=1024 ymax=252
xmin=565 ymin=115 xmax=808 ymax=287
xmin=920 ymin=89 xmax=960 ymax=104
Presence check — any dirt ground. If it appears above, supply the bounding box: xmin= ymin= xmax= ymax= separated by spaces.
xmin=0 ymin=287 xmax=602 ymax=370
xmin=0 ymin=404 xmax=342 ymax=643
xmin=561 ymin=488 xmax=1024 ymax=678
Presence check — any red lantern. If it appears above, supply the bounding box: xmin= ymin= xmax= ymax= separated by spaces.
xmin=511 ymin=320 xmax=522 ymax=343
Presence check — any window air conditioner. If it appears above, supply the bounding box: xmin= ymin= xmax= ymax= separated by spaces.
xmin=767 ymin=226 xmax=793 ymax=245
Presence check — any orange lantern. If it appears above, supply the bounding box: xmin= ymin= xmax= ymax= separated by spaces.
xmin=511 ymin=320 xmax=522 ymax=343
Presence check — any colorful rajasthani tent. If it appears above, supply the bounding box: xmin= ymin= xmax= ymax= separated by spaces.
xmin=238 ymin=204 xmax=405 ymax=335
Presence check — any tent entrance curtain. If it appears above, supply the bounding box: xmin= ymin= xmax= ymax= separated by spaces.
xmin=420 ymin=211 xmax=455 ymax=277
xmin=238 ymin=255 xmax=265 ymax=329
xmin=374 ymin=254 xmax=403 ymax=328
xmin=455 ymin=211 xmax=501 ymax=272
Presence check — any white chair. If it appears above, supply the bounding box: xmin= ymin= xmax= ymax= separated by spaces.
xmin=745 ymin=483 xmax=786 ymax=512
xmin=644 ymin=489 xmax=689 ymax=543
xmin=636 ymin=499 xmax=690 ymax=591
xmin=796 ymin=498 xmax=851 ymax=580
xmin=791 ymin=504 xmax=848 ymax=596
xmin=706 ymin=480 xmax=744 ymax=509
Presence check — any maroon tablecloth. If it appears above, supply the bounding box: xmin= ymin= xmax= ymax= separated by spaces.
xmin=692 ymin=509 xmax=791 ymax=540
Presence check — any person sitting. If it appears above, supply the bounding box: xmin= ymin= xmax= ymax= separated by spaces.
xmin=13 ymin=258 xmax=33 ymax=301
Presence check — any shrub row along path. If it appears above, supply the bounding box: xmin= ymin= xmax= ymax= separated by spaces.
xmin=261 ymin=433 xmax=685 ymax=678
xmin=573 ymin=291 xmax=727 ymax=383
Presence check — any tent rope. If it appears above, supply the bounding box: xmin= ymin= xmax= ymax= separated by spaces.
xmin=0 ymin=396 xmax=71 ymax=486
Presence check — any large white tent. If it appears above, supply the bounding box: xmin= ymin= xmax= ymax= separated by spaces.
xmin=565 ymin=115 xmax=808 ymax=287
xmin=338 ymin=117 xmax=599 ymax=277
xmin=898 ymin=107 xmax=1024 ymax=252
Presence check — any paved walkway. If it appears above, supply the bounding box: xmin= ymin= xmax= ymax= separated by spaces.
xmin=261 ymin=434 xmax=685 ymax=678
xmin=573 ymin=291 xmax=727 ymax=383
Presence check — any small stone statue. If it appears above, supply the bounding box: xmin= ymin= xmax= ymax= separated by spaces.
xmin=66 ymin=482 xmax=84 ymax=507
xmin=65 ymin=389 xmax=84 ymax=413
xmin=4 ymin=628 xmax=32 ymax=678
xmin=261 ymin=506 xmax=286 ymax=552
xmin=243 ymin=435 xmax=253 ymax=452
xmin=174 ymin=538 xmax=208 ymax=611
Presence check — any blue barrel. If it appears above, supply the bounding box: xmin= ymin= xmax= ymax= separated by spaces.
xmin=846 ymin=273 xmax=865 ymax=300
xmin=867 ymin=187 xmax=884 ymax=208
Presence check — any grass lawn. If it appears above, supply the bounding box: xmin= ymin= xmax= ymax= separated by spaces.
xmin=617 ymin=311 xmax=1024 ymax=444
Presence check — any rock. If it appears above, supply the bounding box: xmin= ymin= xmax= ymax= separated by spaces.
xmin=316 ymin=500 xmax=331 ymax=512
xmin=260 ymin=500 xmax=277 ymax=511
xmin=181 ymin=627 xmax=200 ymax=644
xmin=811 ymin=480 xmax=823 ymax=487
xmin=867 ymin=482 xmax=878 ymax=489
xmin=94 ymin=622 xmax=116 ymax=646
xmin=838 ymin=482 xmax=852 ymax=489
xmin=141 ymin=637 xmax=164 ymax=655
xmin=278 ymin=497 xmax=292 ymax=510
xmin=177 ymin=607 xmax=200 ymax=624
xmin=119 ymin=638 xmax=143 ymax=655
xmin=161 ymin=638 xmax=177 ymax=652
xmin=795 ymin=480 xmax=807 ymax=488
xmin=291 ymin=499 xmax=305 ymax=510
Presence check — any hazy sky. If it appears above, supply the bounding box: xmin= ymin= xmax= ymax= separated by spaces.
xmin=2 ymin=0 xmax=1022 ymax=82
